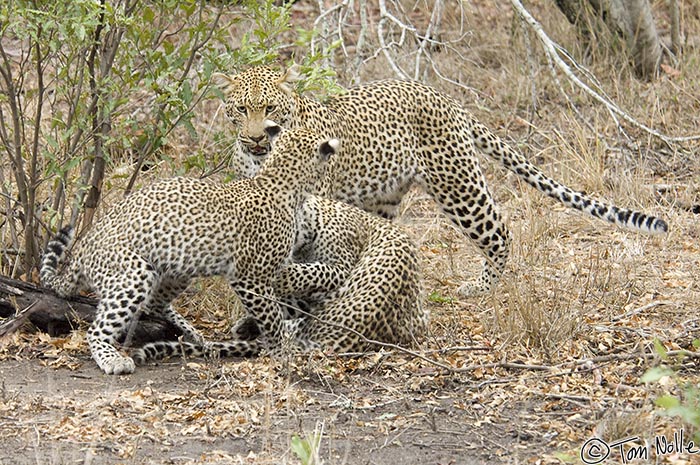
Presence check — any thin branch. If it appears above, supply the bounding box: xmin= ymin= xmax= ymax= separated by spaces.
xmin=377 ymin=0 xmax=409 ymax=79
xmin=413 ymin=0 xmax=442 ymax=80
xmin=241 ymin=289 xmax=700 ymax=378
xmin=243 ymin=289 xmax=456 ymax=371
xmin=610 ymin=300 xmax=675 ymax=322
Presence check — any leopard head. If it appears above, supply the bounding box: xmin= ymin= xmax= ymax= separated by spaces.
xmin=213 ymin=65 xmax=300 ymax=164
xmin=259 ymin=120 xmax=338 ymax=192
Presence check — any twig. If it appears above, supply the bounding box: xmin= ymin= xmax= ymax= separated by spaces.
xmin=569 ymin=349 xmax=700 ymax=367
xmin=413 ymin=0 xmax=443 ymax=80
xmin=245 ymin=289 xmax=457 ymax=371
xmin=454 ymin=361 xmax=555 ymax=373
xmin=244 ymin=290 xmax=566 ymax=375
xmin=352 ymin=0 xmax=369 ymax=82
xmin=0 ymin=301 xmax=39 ymax=337
xmin=610 ymin=300 xmax=675 ymax=322
xmin=377 ymin=0 xmax=409 ymax=79
xmin=313 ymin=1 xmax=345 ymax=71
xmin=244 ymin=289 xmax=700 ymax=378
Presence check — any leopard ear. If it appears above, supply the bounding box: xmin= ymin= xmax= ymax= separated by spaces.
xmin=318 ymin=138 xmax=340 ymax=161
xmin=276 ymin=64 xmax=301 ymax=94
xmin=263 ymin=120 xmax=282 ymax=142
xmin=211 ymin=72 xmax=237 ymax=94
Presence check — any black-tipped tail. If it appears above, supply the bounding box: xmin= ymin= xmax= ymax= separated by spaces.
xmin=614 ymin=208 xmax=668 ymax=235
xmin=40 ymin=225 xmax=75 ymax=288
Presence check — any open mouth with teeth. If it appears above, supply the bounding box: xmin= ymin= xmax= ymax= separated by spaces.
xmin=247 ymin=144 xmax=269 ymax=156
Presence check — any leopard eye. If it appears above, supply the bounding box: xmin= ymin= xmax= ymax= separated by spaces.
xmin=236 ymin=106 xmax=247 ymax=114
xmin=265 ymin=105 xmax=277 ymax=114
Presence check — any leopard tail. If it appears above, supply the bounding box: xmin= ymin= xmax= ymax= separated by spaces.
xmin=469 ymin=119 xmax=668 ymax=235
xmin=40 ymin=225 xmax=82 ymax=296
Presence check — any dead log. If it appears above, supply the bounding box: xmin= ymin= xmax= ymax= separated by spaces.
xmin=0 ymin=275 xmax=182 ymax=344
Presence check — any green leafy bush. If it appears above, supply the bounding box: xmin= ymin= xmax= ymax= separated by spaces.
xmin=0 ymin=0 xmax=341 ymax=277
xmin=641 ymin=339 xmax=700 ymax=441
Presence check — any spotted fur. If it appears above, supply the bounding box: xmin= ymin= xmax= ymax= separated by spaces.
xmin=213 ymin=66 xmax=668 ymax=295
xmin=40 ymin=123 xmax=338 ymax=374
xmin=132 ymin=193 xmax=427 ymax=362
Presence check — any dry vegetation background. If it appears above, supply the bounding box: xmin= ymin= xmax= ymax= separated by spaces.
xmin=1 ymin=0 xmax=699 ymax=464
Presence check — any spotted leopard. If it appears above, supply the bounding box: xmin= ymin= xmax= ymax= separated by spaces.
xmin=133 ymin=193 xmax=428 ymax=362
xmin=213 ymin=66 xmax=668 ymax=295
xmin=40 ymin=123 xmax=338 ymax=374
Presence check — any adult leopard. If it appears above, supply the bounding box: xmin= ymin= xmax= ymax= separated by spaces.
xmin=213 ymin=65 xmax=667 ymax=295
xmin=40 ymin=123 xmax=338 ymax=374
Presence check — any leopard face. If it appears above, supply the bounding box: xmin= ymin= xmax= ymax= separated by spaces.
xmin=213 ymin=66 xmax=299 ymax=157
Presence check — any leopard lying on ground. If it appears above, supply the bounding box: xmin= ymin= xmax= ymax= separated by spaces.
xmin=40 ymin=122 xmax=338 ymax=375
xmin=265 ymin=194 xmax=428 ymax=351
xmin=132 ymin=194 xmax=428 ymax=363
xmin=213 ymin=66 xmax=668 ymax=295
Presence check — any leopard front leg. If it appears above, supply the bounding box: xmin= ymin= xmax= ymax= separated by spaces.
xmin=231 ymin=281 xmax=285 ymax=348
xmin=89 ymin=296 xmax=140 ymax=375
xmin=88 ymin=262 xmax=161 ymax=375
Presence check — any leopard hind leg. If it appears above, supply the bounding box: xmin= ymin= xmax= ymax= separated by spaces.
xmin=418 ymin=145 xmax=511 ymax=295
xmin=131 ymin=278 xmax=262 ymax=365
xmin=147 ymin=278 xmax=206 ymax=345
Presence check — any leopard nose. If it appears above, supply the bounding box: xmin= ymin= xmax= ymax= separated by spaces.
xmin=250 ymin=134 xmax=266 ymax=143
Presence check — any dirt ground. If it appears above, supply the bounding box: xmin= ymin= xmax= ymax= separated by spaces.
xmin=1 ymin=1 xmax=700 ymax=464
xmin=0 ymin=351 xmax=540 ymax=465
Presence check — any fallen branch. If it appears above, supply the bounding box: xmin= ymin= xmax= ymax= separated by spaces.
xmin=0 ymin=275 xmax=98 ymax=337
xmin=610 ymin=300 xmax=674 ymax=322
xmin=0 ymin=274 xmax=181 ymax=344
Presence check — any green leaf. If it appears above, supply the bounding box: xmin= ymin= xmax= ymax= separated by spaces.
xmin=552 ymin=451 xmax=578 ymax=462
xmin=64 ymin=156 xmax=82 ymax=173
xmin=75 ymin=23 xmax=86 ymax=41
xmin=428 ymin=291 xmax=454 ymax=304
xmin=180 ymin=80 xmax=192 ymax=105
xmin=143 ymin=6 xmax=154 ymax=23
xmin=640 ymin=366 xmax=674 ymax=384
xmin=652 ymin=338 xmax=668 ymax=360
xmin=163 ymin=40 xmax=175 ymax=56
xmin=655 ymin=395 xmax=680 ymax=409
xmin=290 ymin=435 xmax=312 ymax=464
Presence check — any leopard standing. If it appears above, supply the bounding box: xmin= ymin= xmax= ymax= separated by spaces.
xmin=213 ymin=66 xmax=667 ymax=295
xmin=40 ymin=123 xmax=338 ymax=374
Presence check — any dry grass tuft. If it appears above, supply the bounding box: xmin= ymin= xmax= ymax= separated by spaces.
xmin=487 ymin=275 xmax=582 ymax=359
xmin=594 ymin=409 xmax=654 ymax=444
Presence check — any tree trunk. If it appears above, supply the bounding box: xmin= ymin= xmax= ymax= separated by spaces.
xmin=620 ymin=0 xmax=662 ymax=79
xmin=554 ymin=0 xmax=663 ymax=80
